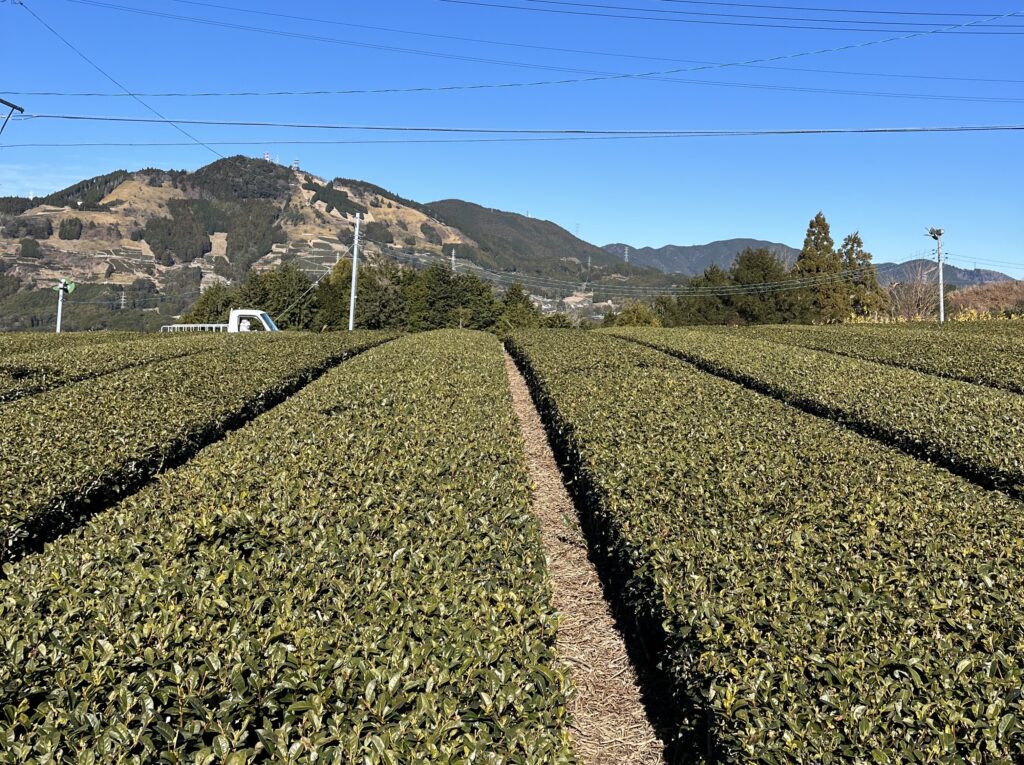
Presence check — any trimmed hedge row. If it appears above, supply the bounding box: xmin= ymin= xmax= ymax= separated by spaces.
xmin=734 ymin=324 xmax=1024 ymax=394
xmin=0 ymin=330 xmax=575 ymax=763
xmin=0 ymin=334 xmax=227 ymax=403
xmin=0 ymin=332 xmax=393 ymax=566
xmin=611 ymin=327 xmax=1024 ymax=497
xmin=0 ymin=332 xmax=138 ymax=359
xmin=509 ymin=329 xmax=1024 ymax=763
xmin=884 ymin=321 xmax=1024 ymax=338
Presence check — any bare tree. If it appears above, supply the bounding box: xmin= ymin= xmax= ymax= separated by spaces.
xmin=887 ymin=263 xmax=939 ymax=320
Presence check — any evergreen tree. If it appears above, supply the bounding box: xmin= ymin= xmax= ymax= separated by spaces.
xmin=794 ymin=211 xmax=849 ymax=322
xmin=497 ymin=283 xmax=541 ymax=330
xmin=839 ymin=232 xmax=886 ymax=317
xmin=181 ymin=282 xmax=234 ymax=323
xmin=614 ymin=299 xmax=661 ymax=327
xmin=404 ymin=263 xmax=458 ymax=330
xmin=58 ymin=217 xmax=83 ymax=240
xmin=452 ymin=272 xmax=500 ymax=329
xmin=656 ymin=264 xmax=735 ymax=326
xmin=358 ymin=262 xmax=410 ymax=329
xmin=729 ymin=248 xmax=789 ymax=324
xmin=18 ymin=238 xmax=41 ymax=259
xmin=238 ymin=265 xmax=314 ymax=328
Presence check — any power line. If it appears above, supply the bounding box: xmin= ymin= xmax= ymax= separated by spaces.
xmin=15 ymin=114 xmax=1024 ymax=137
xmin=442 ymin=0 xmax=1024 ymax=33
xmin=515 ymin=0 xmax=1024 ymax=28
xmin=393 ymin=249 xmax=904 ymax=296
xmin=9 ymin=58 xmax=1024 ymax=98
xmin=65 ymin=0 xmax=1024 ymax=98
xmin=628 ymin=0 xmax=1002 ymax=17
xmin=0 ymin=3 xmax=997 ymax=92
xmin=945 ymin=253 xmax=1024 ymax=270
xmin=68 ymin=0 xmax=613 ymax=77
xmin=16 ymin=0 xmax=222 ymax=158
xmin=8 ymin=77 xmax=1024 ymax=106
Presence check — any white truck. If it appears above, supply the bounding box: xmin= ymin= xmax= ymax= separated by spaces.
xmin=160 ymin=309 xmax=280 ymax=333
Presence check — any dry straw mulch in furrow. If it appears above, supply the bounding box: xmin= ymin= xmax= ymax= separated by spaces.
xmin=505 ymin=351 xmax=664 ymax=765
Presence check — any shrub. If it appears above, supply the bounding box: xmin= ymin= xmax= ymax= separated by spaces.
xmin=18 ymin=238 xmax=40 ymax=259
xmin=58 ymin=217 xmax=83 ymax=240
xmin=362 ymin=220 xmax=393 ymax=244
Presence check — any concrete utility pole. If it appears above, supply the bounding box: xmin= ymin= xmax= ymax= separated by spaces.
xmin=928 ymin=227 xmax=945 ymax=324
xmin=348 ymin=213 xmax=361 ymax=331
xmin=53 ymin=279 xmax=74 ymax=333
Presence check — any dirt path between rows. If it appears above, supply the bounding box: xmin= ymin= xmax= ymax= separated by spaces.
xmin=504 ymin=351 xmax=664 ymax=765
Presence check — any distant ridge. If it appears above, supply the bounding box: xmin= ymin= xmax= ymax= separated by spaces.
xmin=604 ymin=241 xmax=1013 ymax=286
xmin=603 ymin=239 xmax=800 ymax=276
xmin=875 ymin=259 xmax=1011 ymax=287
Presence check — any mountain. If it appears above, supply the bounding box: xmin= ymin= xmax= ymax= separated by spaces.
xmin=604 ymin=239 xmax=801 ymax=276
xmin=604 ymin=241 xmax=1013 ymax=288
xmin=0 ymin=157 xmax=676 ymax=329
xmin=874 ymin=259 xmax=1011 ymax=287
xmin=424 ymin=199 xmax=640 ymax=278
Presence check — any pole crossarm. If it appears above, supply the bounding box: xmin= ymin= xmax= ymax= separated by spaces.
xmin=0 ymin=97 xmax=25 ymax=137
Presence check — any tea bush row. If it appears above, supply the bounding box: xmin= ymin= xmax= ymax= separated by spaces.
xmin=0 ymin=334 xmax=227 ymax=403
xmin=0 ymin=330 xmax=575 ymax=763
xmin=735 ymin=324 xmax=1024 ymax=394
xmin=0 ymin=331 xmax=137 ymax=359
xmin=509 ymin=330 xmax=1024 ymax=763
xmin=0 ymin=331 xmax=393 ymax=565
xmin=611 ymin=327 xmax=1024 ymax=497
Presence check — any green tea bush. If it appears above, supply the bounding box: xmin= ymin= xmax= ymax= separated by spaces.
xmin=510 ymin=329 xmax=1024 ymax=763
xmin=0 ymin=333 xmax=221 ymax=403
xmin=0 ymin=332 xmax=393 ymax=565
xmin=0 ymin=330 xmax=574 ymax=763
xmin=736 ymin=323 xmax=1024 ymax=394
xmin=0 ymin=332 xmax=139 ymax=359
xmin=612 ymin=327 xmax=1024 ymax=497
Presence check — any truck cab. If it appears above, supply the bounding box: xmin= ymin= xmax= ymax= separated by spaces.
xmin=231 ymin=310 xmax=278 ymax=332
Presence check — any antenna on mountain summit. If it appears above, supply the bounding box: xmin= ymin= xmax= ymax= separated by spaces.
xmin=0 ymin=97 xmax=24 ymax=138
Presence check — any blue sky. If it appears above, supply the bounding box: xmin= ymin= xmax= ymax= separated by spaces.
xmin=2 ymin=0 xmax=1022 ymax=276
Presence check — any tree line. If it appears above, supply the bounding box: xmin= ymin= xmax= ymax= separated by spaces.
xmin=183 ymin=211 xmax=887 ymax=331
xmin=182 ymin=260 xmax=555 ymax=332
xmin=611 ymin=211 xmax=887 ymax=327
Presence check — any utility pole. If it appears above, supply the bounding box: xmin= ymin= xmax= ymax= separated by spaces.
xmin=53 ymin=278 xmax=74 ymax=333
xmin=348 ymin=213 xmax=361 ymax=331
xmin=624 ymin=245 xmax=630 ymax=265
xmin=928 ymin=227 xmax=945 ymax=324
xmin=0 ymin=97 xmax=24 ymax=138
xmin=119 ymin=287 xmax=127 ymax=311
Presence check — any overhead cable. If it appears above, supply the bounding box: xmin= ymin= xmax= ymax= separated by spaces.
xmin=14 ymin=114 xmax=1024 ymax=137
xmin=17 ymin=0 xmax=222 ymax=158
xmin=66 ymin=0 xmax=1024 ymax=97
xmin=442 ymin=0 xmax=1024 ymax=34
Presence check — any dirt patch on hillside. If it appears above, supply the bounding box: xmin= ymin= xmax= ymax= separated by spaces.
xmin=504 ymin=352 xmax=664 ymax=765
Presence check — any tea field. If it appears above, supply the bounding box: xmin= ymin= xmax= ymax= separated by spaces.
xmin=2 ymin=322 xmax=1022 ymax=763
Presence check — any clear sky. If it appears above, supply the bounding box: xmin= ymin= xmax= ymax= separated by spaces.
xmin=2 ymin=0 xmax=1022 ymax=276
